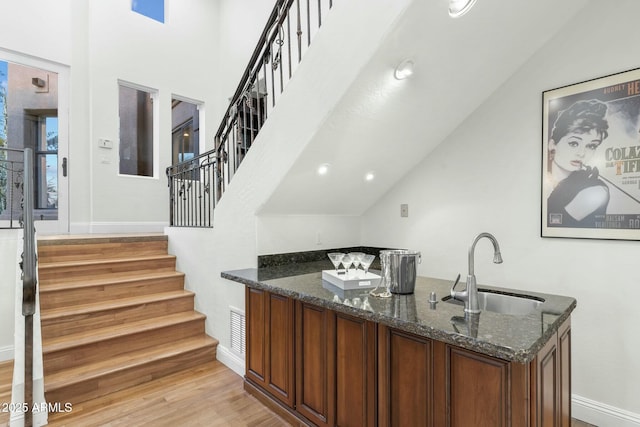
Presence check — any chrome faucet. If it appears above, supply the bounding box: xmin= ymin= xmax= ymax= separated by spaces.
xmin=451 ymin=232 xmax=503 ymax=313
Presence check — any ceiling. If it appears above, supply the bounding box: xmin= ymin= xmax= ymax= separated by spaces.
xmin=257 ymin=0 xmax=590 ymax=215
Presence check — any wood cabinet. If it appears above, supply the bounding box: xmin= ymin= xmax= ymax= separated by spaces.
xmin=295 ymin=301 xmax=377 ymax=427
xmin=244 ymin=286 xmax=571 ymax=427
xmin=378 ymin=318 xmax=571 ymax=427
xmin=533 ymin=317 xmax=572 ymax=427
xmin=334 ymin=310 xmax=377 ymax=427
xmin=377 ymin=326 xmax=434 ymax=426
xmin=295 ymin=301 xmax=334 ymax=426
xmin=245 ymin=287 xmax=295 ymax=408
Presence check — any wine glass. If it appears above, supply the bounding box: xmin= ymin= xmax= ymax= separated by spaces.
xmin=341 ymin=253 xmax=353 ymax=275
xmin=370 ymin=251 xmax=392 ymax=298
xmin=378 ymin=251 xmax=393 ymax=298
xmin=349 ymin=252 xmax=365 ymax=274
xmin=327 ymin=252 xmax=345 ymax=273
xmin=360 ymin=254 xmax=375 ymax=275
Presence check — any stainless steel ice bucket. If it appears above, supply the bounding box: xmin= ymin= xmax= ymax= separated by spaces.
xmin=382 ymin=249 xmax=422 ymax=294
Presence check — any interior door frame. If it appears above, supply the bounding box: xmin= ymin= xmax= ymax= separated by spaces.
xmin=0 ymin=48 xmax=70 ymax=234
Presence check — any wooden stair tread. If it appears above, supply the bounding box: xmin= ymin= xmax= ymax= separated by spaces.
xmin=39 ymin=270 xmax=185 ymax=293
xmin=37 ymin=233 xmax=167 ymax=246
xmin=40 ymin=290 xmax=194 ymax=320
xmin=44 ymin=335 xmax=218 ymax=391
xmin=38 ymin=254 xmax=176 ymax=269
xmin=43 ymin=311 xmax=206 ymax=354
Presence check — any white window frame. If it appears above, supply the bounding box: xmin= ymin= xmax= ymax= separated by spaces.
xmin=117 ymin=79 xmax=159 ymax=179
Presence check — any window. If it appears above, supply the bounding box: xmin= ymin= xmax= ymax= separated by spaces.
xmin=119 ymin=84 xmax=155 ymax=177
xmin=35 ymin=116 xmax=58 ymax=209
xmin=131 ymin=0 xmax=165 ymax=23
xmin=171 ymin=99 xmax=200 ymax=165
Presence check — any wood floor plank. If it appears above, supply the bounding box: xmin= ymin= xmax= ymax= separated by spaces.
xmin=46 ymin=361 xmax=292 ymax=427
xmin=0 ymin=360 xmax=14 ymax=427
xmin=43 ymin=360 xmax=597 ymax=427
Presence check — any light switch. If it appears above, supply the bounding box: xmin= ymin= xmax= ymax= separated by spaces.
xmin=400 ymin=204 xmax=409 ymax=217
xmin=99 ymin=138 xmax=113 ymax=149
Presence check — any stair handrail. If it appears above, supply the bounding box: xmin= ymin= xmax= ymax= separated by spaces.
xmin=167 ymin=0 xmax=335 ymax=227
xmin=21 ymin=147 xmax=37 ymax=427
xmin=1 ymin=146 xmax=37 ymax=426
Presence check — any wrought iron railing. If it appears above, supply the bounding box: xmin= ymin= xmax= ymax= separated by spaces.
xmin=166 ymin=151 xmax=217 ymax=228
xmin=0 ymin=147 xmax=25 ymax=229
xmin=167 ymin=0 xmax=335 ymax=227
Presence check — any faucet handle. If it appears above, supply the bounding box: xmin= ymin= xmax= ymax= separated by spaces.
xmin=450 ymin=273 xmax=462 ymax=298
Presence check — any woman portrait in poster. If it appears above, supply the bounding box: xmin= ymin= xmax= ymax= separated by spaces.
xmin=546 ymin=99 xmax=610 ymax=227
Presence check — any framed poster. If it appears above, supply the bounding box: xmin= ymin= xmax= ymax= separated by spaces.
xmin=542 ymin=68 xmax=640 ymax=240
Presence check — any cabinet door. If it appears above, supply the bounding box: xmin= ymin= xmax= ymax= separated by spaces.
xmin=447 ymin=347 xmax=509 ymax=427
xmin=378 ymin=325 xmax=434 ymax=427
xmin=246 ymin=287 xmax=267 ymax=387
xmin=245 ymin=288 xmax=295 ymax=408
xmin=296 ymin=301 xmax=334 ymax=427
xmin=266 ymin=292 xmax=295 ymax=407
xmin=535 ymin=332 xmax=559 ymax=427
xmin=334 ymin=312 xmax=377 ymax=427
xmin=534 ymin=317 xmax=571 ymax=427
xmin=558 ymin=319 xmax=571 ymax=427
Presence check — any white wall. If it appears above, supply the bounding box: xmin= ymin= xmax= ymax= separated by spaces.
xmin=0 ymin=0 xmax=72 ymax=65
xmin=257 ymin=215 xmax=362 ymax=255
xmin=83 ymin=0 xmax=219 ymax=232
xmin=361 ymin=0 xmax=640 ymax=422
xmin=0 ymin=230 xmax=18 ymax=361
xmin=217 ymin=0 xmax=275 ymax=106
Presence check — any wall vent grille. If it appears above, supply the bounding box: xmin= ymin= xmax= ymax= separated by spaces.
xmin=230 ymin=306 xmax=246 ymax=357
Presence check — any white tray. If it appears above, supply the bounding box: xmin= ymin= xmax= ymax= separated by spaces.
xmin=321 ymin=269 xmax=381 ymax=290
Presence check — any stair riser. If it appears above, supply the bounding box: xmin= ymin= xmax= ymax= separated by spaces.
xmin=41 ymin=295 xmax=195 ymax=339
xmin=45 ymin=344 xmax=217 ymax=406
xmin=39 ymin=275 xmax=185 ymax=310
xmin=44 ymin=319 xmax=206 ymax=375
xmin=38 ymin=240 xmax=168 ymax=263
xmin=38 ymin=257 xmax=177 ymax=283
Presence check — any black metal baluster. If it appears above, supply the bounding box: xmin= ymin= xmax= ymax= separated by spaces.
xmin=263 ymin=61 xmax=269 ymax=119
xmin=296 ymin=0 xmax=302 ymax=62
xmin=306 ymin=0 xmax=311 ymax=46
xmin=287 ymin=11 xmax=292 ymax=78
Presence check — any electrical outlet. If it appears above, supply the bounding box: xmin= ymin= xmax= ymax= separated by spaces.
xmin=400 ymin=204 xmax=409 ymax=217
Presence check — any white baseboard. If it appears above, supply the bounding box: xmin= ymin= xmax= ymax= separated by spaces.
xmin=216 ymin=345 xmax=245 ymax=377
xmin=574 ymin=394 xmax=640 ymax=427
xmin=88 ymin=222 xmax=169 ymax=234
xmin=69 ymin=222 xmax=90 ymax=234
xmin=0 ymin=345 xmax=14 ymax=362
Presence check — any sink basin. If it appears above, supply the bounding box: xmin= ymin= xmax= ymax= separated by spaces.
xmin=443 ymin=289 xmax=544 ymax=316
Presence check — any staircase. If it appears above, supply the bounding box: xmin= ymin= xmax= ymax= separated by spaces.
xmin=37 ymin=234 xmax=218 ymax=406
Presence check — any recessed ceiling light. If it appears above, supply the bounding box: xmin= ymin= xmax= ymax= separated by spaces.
xmin=317 ymin=163 xmax=330 ymax=176
xmin=449 ymin=0 xmax=477 ymax=17
xmin=394 ymin=59 xmax=414 ymax=80
xmin=365 ymin=172 xmax=375 ymax=181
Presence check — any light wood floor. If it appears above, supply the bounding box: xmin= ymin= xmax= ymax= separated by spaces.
xmin=0 ymin=358 xmax=597 ymax=426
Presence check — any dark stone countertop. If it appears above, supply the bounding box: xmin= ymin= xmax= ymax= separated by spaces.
xmin=222 ymin=264 xmax=576 ymax=364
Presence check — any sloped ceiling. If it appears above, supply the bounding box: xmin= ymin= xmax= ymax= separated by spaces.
xmin=257 ymin=0 xmax=589 ymax=215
